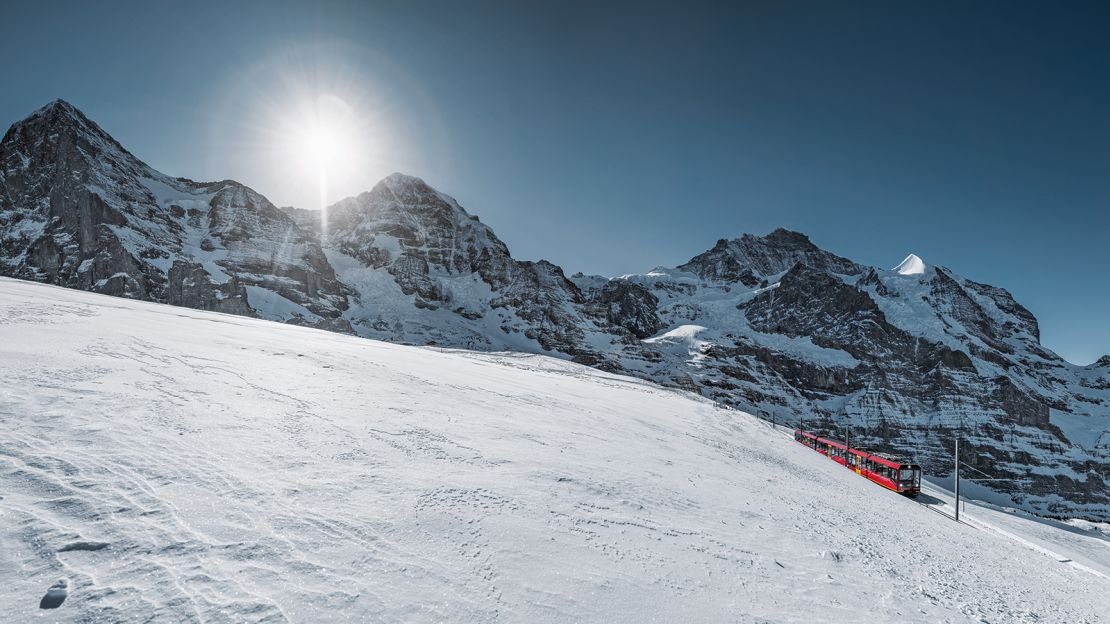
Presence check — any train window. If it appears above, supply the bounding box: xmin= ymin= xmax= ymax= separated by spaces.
xmin=899 ymin=468 xmax=918 ymax=481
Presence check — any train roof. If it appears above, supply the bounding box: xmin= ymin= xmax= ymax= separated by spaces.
xmin=847 ymin=448 xmax=916 ymax=469
xmin=795 ymin=429 xmax=918 ymax=469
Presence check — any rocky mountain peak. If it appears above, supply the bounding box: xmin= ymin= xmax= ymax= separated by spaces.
xmin=31 ymin=98 xmax=83 ymax=120
xmin=21 ymin=98 xmax=89 ymax=130
xmin=5 ymin=99 xmax=136 ymax=164
xmin=755 ymin=228 xmax=818 ymax=250
xmin=337 ymin=172 xmax=478 ymax=224
xmin=1 ymin=99 xmax=154 ymax=209
xmin=377 ymin=171 xmax=437 ymax=195
xmin=327 ymin=171 xmax=508 ymax=272
xmin=678 ymin=228 xmax=862 ymax=285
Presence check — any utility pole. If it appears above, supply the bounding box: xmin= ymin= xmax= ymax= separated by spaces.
xmin=954 ymin=436 xmax=960 ymax=523
xmin=845 ymin=426 xmax=851 ymax=469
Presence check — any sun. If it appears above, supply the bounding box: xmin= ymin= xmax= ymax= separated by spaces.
xmin=303 ymin=126 xmax=335 ymax=168
xmin=284 ymin=94 xmax=360 ymax=218
xmin=292 ymin=95 xmax=353 ymax=172
xmin=213 ymin=43 xmax=412 ymax=228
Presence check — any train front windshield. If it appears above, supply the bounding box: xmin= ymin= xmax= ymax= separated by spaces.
xmin=899 ymin=467 xmax=921 ymax=487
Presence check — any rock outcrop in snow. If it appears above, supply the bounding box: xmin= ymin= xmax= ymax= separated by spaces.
xmin=2 ymin=100 xmax=1108 ymax=519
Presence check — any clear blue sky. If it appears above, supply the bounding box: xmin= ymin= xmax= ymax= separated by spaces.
xmin=2 ymin=1 xmax=1107 ymax=364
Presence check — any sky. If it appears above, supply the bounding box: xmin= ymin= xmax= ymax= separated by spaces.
xmin=1 ymin=1 xmax=1107 ymax=364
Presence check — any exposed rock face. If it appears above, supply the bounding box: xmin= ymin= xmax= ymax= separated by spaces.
xmin=743 ymin=264 xmax=913 ymax=359
xmin=3 ymin=100 xmax=1108 ymax=519
xmin=588 ymin=280 xmax=662 ymax=340
xmin=679 ymin=229 xmax=862 ymax=283
xmin=0 ymin=100 xmax=348 ymax=327
xmin=311 ymin=173 xmax=598 ymax=356
xmin=964 ymin=278 xmax=1041 ymax=342
xmin=620 ymin=246 xmax=1109 ymax=519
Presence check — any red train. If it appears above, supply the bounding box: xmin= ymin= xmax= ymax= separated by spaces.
xmin=794 ymin=429 xmax=921 ymax=496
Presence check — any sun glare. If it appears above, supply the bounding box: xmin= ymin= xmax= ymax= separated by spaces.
xmin=212 ymin=43 xmax=433 ymax=231
xmin=284 ymin=93 xmax=361 ymax=226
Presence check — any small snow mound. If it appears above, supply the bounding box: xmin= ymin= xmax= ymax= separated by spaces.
xmin=643 ymin=325 xmax=707 ymax=344
xmin=893 ymin=253 xmax=926 ymax=275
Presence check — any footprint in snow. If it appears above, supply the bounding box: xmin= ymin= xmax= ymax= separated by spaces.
xmin=39 ymin=578 xmax=68 ymax=609
xmin=58 ymin=541 xmax=109 ymax=552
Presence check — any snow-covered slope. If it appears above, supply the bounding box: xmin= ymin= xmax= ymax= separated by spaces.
xmin=600 ymin=248 xmax=1110 ymax=520
xmin=1 ymin=276 xmax=1109 ymax=623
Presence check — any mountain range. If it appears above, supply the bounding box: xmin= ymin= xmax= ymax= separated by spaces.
xmin=2 ymin=99 xmax=1107 ymax=519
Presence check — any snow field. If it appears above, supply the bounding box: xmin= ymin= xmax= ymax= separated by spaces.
xmin=0 ymin=277 xmax=1108 ymax=623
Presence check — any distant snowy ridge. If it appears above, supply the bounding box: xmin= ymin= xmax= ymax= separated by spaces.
xmin=2 ymin=100 xmax=1108 ymax=520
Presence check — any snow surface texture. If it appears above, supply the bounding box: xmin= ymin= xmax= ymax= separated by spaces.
xmin=2 ymin=277 xmax=1109 ymax=623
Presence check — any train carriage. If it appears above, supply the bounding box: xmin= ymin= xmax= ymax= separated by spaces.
xmin=794 ymin=428 xmax=921 ymax=496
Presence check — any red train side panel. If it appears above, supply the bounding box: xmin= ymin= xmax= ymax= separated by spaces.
xmin=794 ymin=429 xmax=921 ymax=496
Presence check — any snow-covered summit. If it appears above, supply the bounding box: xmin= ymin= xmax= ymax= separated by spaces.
xmin=893 ymin=253 xmax=927 ymax=275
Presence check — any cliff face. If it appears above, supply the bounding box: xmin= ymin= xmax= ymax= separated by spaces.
xmin=0 ymin=100 xmax=349 ymax=327
xmin=3 ymin=100 xmax=1108 ymax=519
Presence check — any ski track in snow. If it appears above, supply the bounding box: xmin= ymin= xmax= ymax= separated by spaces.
xmin=0 ymin=276 xmax=1108 ymax=623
